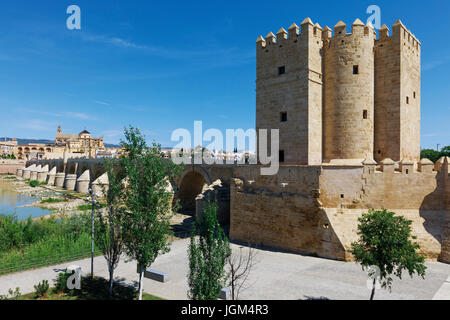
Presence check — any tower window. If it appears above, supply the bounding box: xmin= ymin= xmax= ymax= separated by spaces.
xmin=363 ymin=110 xmax=368 ymax=119
xmin=353 ymin=65 xmax=359 ymax=74
xmin=406 ymin=96 xmax=409 ymax=104
xmin=279 ymin=150 xmax=285 ymax=163
xmin=280 ymin=112 xmax=287 ymax=122
xmin=278 ymin=66 xmax=286 ymax=75
xmin=413 ymin=92 xmax=416 ymax=99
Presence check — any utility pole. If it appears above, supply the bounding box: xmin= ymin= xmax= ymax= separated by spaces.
xmin=87 ymin=188 xmax=99 ymax=280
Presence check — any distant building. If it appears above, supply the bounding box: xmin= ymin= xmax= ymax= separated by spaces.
xmin=0 ymin=137 xmax=18 ymax=156
xmin=14 ymin=126 xmax=112 ymax=160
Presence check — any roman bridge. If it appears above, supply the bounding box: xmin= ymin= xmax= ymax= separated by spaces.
xmin=18 ymin=158 xmax=237 ymax=224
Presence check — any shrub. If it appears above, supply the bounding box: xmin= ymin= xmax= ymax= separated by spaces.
xmin=55 ymin=271 xmax=73 ymax=294
xmin=29 ymin=180 xmax=39 ymax=188
xmin=34 ymin=280 xmax=49 ymax=298
xmin=0 ymin=287 xmax=22 ymax=300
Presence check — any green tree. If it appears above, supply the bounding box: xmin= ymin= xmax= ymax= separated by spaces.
xmin=188 ymin=200 xmax=231 ymax=300
xmin=440 ymin=146 xmax=450 ymax=157
xmin=420 ymin=149 xmax=441 ymax=163
xmin=351 ymin=209 xmax=426 ymax=300
xmin=95 ymin=158 xmax=126 ymax=296
xmin=120 ymin=126 xmax=182 ymax=300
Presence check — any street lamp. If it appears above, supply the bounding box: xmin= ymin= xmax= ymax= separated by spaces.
xmin=87 ymin=188 xmax=100 ymax=279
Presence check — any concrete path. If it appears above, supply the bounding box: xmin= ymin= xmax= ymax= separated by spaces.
xmin=432 ymin=276 xmax=450 ymax=300
xmin=1 ymin=238 xmax=450 ymax=300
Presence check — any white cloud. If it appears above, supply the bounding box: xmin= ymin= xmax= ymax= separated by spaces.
xmin=19 ymin=119 xmax=56 ymax=132
xmin=92 ymin=100 xmax=111 ymax=106
xmin=423 ymin=56 xmax=450 ymax=71
xmin=79 ymin=33 xmax=254 ymax=66
xmin=16 ymin=108 xmax=95 ymax=121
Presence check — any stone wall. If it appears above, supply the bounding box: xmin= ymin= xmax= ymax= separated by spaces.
xmin=230 ymin=162 xmax=450 ymax=262
xmin=0 ymin=159 xmax=25 ymax=175
xmin=230 ymin=165 xmax=346 ymax=260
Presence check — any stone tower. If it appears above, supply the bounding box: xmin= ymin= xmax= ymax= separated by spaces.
xmin=255 ymin=18 xmax=421 ymax=164
xmin=256 ymin=18 xmax=323 ymax=165
xmin=323 ymin=19 xmax=375 ymax=162
xmin=374 ymin=21 xmax=421 ymax=163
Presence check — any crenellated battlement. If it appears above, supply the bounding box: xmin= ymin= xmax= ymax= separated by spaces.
xmin=256 ymin=17 xmax=421 ymax=165
xmin=322 ymin=19 xmax=376 ymax=46
xmin=359 ymin=157 xmax=450 ymax=179
xmin=256 ymin=17 xmax=323 ymax=50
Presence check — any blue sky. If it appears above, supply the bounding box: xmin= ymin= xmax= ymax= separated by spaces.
xmin=0 ymin=0 xmax=449 ymax=149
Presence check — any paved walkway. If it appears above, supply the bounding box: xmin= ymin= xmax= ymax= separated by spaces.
xmin=1 ymin=238 xmax=450 ymax=300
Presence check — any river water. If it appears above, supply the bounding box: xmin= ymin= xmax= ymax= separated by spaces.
xmin=0 ymin=179 xmax=54 ymax=220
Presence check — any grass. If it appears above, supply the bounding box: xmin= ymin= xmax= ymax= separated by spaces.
xmin=0 ymin=213 xmax=103 ymax=276
xmin=15 ymin=277 xmax=164 ymax=300
xmin=40 ymin=198 xmax=68 ymax=204
xmin=77 ymin=203 xmax=106 ymax=211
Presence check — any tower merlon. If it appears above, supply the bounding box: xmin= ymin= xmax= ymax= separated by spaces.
xmin=334 ymin=21 xmax=346 ymax=36
xmin=301 ymin=17 xmax=315 ymax=36
xmin=379 ymin=24 xmax=390 ymax=40
xmin=265 ymin=32 xmax=276 ymax=44
xmin=276 ymin=28 xmax=288 ymax=42
xmin=288 ymin=23 xmax=299 ymax=39
xmin=322 ymin=26 xmax=332 ymax=40
xmin=351 ymin=18 xmax=365 ymax=35
xmin=256 ymin=35 xmax=266 ymax=48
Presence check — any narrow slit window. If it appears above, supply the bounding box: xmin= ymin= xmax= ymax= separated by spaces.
xmin=363 ymin=110 xmax=368 ymax=119
xmin=279 ymin=150 xmax=285 ymax=163
xmin=353 ymin=65 xmax=359 ymax=75
xmin=406 ymin=96 xmax=409 ymax=104
xmin=278 ymin=66 xmax=286 ymax=75
xmin=413 ymin=92 xmax=416 ymax=99
xmin=280 ymin=112 xmax=287 ymax=122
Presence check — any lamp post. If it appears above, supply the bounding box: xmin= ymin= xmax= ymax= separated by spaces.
xmin=87 ymin=188 xmax=99 ymax=280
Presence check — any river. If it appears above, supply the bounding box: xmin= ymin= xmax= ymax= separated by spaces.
xmin=0 ymin=179 xmax=54 ymax=220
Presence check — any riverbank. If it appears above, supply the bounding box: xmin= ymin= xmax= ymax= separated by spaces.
xmin=0 ymin=175 xmax=99 ymax=220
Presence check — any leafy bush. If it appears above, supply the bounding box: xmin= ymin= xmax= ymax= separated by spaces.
xmin=33 ymin=280 xmax=49 ymax=298
xmin=55 ymin=271 xmax=73 ymax=294
xmin=0 ymin=287 xmax=21 ymax=300
xmin=29 ymin=180 xmax=39 ymax=187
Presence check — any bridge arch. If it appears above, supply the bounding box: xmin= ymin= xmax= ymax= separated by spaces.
xmin=177 ymin=167 xmax=211 ymax=214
